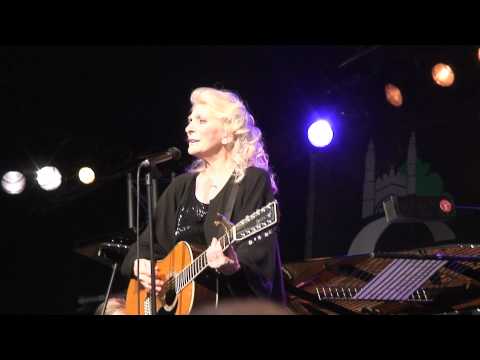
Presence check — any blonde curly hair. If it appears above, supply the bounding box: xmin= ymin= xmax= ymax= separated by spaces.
xmin=187 ymin=87 xmax=277 ymax=193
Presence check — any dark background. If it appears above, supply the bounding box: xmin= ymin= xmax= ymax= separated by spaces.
xmin=1 ymin=45 xmax=479 ymax=313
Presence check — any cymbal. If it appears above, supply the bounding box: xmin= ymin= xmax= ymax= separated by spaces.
xmin=74 ymin=243 xmax=101 ymax=258
xmin=74 ymin=242 xmax=130 ymax=263
xmin=97 ymin=241 xmax=130 ymax=262
xmin=74 ymin=229 xmax=135 ymax=260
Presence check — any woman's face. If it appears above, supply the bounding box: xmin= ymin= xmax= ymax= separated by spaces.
xmin=185 ymin=103 xmax=225 ymax=159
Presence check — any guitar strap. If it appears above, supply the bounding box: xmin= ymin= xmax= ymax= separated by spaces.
xmin=223 ymin=182 xmax=239 ymax=224
xmin=215 ymin=181 xmax=239 ymax=308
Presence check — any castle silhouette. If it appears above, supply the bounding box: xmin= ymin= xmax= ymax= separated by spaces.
xmin=362 ymin=132 xmax=417 ymax=219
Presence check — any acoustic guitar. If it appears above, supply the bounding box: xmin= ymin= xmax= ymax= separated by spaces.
xmin=125 ymin=200 xmax=279 ymax=315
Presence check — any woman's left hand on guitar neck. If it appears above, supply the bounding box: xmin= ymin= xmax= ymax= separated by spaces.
xmin=206 ymin=237 xmax=241 ymax=275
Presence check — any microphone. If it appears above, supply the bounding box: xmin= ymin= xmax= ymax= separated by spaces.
xmin=139 ymin=147 xmax=182 ymax=167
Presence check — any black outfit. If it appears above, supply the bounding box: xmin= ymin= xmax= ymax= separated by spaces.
xmin=121 ymin=166 xmax=285 ymax=304
xmin=174 ymin=193 xmax=210 ymax=245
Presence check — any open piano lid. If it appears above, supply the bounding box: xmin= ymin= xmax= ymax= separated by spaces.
xmin=283 ymin=244 xmax=480 ymax=315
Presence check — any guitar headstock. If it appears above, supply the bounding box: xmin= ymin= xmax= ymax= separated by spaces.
xmin=233 ymin=200 xmax=279 ymax=244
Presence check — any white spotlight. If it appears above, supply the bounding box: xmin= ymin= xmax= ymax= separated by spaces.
xmin=1 ymin=171 xmax=26 ymax=195
xmin=78 ymin=167 xmax=95 ymax=185
xmin=36 ymin=166 xmax=62 ymax=191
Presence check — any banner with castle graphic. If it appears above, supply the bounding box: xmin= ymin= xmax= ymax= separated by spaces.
xmin=349 ymin=132 xmax=454 ymax=255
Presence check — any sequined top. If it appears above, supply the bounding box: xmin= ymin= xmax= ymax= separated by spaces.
xmin=173 ymin=189 xmax=209 ymax=245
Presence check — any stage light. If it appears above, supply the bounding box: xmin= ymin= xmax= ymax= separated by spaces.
xmin=36 ymin=166 xmax=62 ymax=191
xmin=307 ymin=119 xmax=334 ymax=148
xmin=385 ymin=83 xmax=403 ymax=107
xmin=432 ymin=63 xmax=455 ymax=87
xmin=78 ymin=167 xmax=95 ymax=185
xmin=1 ymin=171 xmax=26 ymax=195
xmin=477 ymin=48 xmax=480 ymax=62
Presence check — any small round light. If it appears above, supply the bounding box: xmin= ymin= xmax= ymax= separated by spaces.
xmin=385 ymin=83 xmax=403 ymax=107
xmin=439 ymin=199 xmax=453 ymax=214
xmin=78 ymin=167 xmax=95 ymax=185
xmin=432 ymin=63 xmax=455 ymax=87
xmin=36 ymin=166 xmax=62 ymax=191
xmin=1 ymin=171 xmax=26 ymax=195
xmin=307 ymin=120 xmax=334 ymax=148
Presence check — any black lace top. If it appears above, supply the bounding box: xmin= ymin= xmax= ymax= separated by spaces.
xmin=173 ymin=191 xmax=209 ymax=245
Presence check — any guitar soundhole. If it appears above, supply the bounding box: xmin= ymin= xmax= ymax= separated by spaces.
xmin=155 ymin=277 xmax=178 ymax=314
xmin=165 ymin=287 xmax=176 ymax=307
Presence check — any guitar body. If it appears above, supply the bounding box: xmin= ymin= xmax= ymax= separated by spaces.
xmin=125 ymin=241 xmax=216 ymax=315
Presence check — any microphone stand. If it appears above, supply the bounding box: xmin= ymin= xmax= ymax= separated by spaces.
xmin=145 ymin=172 xmax=157 ymax=315
xmin=136 ymin=149 xmax=181 ymax=315
xmin=101 ymin=262 xmax=118 ymax=315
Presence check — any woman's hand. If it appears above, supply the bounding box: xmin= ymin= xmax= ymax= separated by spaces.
xmin=206 ymin=238 xmax=241 ymax=275
xmin=133 ymin=258 xmax=164 ymax=294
